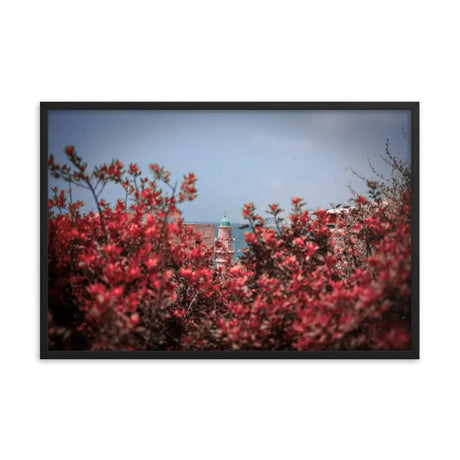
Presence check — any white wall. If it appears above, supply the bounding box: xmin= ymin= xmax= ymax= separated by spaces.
xmin=1 ymin=1 xmax=458 ymax=459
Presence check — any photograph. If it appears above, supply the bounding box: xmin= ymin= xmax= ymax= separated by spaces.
xmin=42 ymin=102 xmax=419 ymax=358
xmin=6 ymin=2 xmax=460 ymax=458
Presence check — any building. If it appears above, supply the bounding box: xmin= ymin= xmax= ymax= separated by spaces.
xmin=184 ymin=213 xmax=235 ymax=270
xmin=183 ymin=223 xmax=216 ymax=267
xmin=186 ymin=223 xmax=216 ymax=249
xmin=215 ymin=212 xmax=235 ymax=270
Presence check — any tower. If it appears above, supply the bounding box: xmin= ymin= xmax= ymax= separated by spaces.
xmin=215 ymin=212 xmax=235 ymax=270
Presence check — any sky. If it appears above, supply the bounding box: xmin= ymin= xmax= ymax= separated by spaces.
xmin=48 ymin=109 xmax=411 ymax=223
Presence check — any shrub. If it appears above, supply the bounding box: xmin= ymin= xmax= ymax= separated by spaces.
xmin=48 ymin=144 xmax=411 ymax=351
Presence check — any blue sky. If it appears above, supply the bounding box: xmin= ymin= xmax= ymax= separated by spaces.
xmin=48 ymin=110 xmax=411 ymax=223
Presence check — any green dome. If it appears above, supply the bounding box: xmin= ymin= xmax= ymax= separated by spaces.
xmin=219 ymin=213 xmax=231 ymax=227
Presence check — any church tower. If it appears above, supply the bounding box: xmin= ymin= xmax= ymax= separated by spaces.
xmin=216 ymin=212 xmax=235 ymax=270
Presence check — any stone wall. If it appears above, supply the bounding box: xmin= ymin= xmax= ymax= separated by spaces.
xmin=186 ymin=223 xmax=216 ymax=250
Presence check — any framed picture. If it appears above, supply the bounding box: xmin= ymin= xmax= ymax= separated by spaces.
xmin=41 ymin=102 xmax=419 ymax=358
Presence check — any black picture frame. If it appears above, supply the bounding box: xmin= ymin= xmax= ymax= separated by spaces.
xmin=41 ymin=101 xmax=419 ymax=359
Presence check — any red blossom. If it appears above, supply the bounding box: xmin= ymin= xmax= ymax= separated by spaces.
xmin=48 ymin=144 xmax=411 ymax=352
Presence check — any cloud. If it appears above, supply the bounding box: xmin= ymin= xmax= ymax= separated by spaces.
xmin=251 ymin=131 xmax=314 ymax=156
